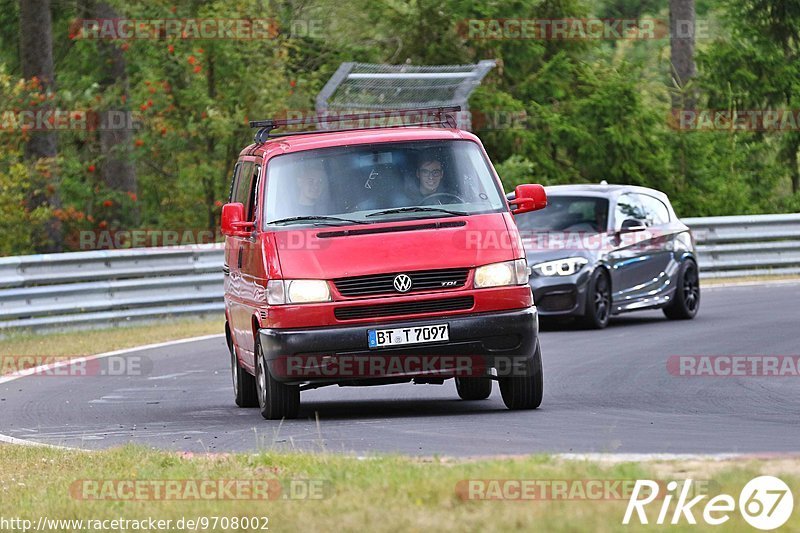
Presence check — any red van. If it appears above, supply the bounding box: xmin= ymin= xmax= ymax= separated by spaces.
xmin=221 ymin=108 xmax=547 ymax=419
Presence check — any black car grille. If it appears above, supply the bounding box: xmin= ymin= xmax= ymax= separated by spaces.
xmin=537 ymin=290 xmax=577 ymax=312
xmin=332 ymin=268 xmax=470 ymax=297
xmin=334 ymin=296 xmax=474 ymax=321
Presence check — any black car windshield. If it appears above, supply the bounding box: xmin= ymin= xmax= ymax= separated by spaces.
xmin=263 ymin=140 xmax=506 ymax=226
xmin=514 ymin=195 xmax=610 ymax=232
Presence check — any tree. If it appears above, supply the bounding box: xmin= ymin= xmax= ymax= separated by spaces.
xmin=90 ymin=1 xmax=138 ymax=221
xmin=669 ymin=0 xmax=696 ymax=109
xmin=19 ymin=0 xmax=61 ymax=251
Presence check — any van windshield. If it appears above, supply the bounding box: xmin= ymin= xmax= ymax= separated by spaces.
xmin=264 ymin=140 xmax=506 ymax=226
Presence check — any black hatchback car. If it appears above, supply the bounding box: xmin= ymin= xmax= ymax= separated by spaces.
xmin=510 ymin=184 xmax=700 ymax=328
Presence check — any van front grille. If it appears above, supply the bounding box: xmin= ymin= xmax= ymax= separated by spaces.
xmin=333 ymin=268 xmax=469 ymax=297
xmin=334 ymin=296 xmax=474 ymax=320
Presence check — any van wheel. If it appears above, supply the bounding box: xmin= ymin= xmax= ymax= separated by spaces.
xmin=231 ymin=344 xmax=258 ymax=407
xmin=255 ymin=341 xmax=300 ymax=420
xmin=455 ymin=377 xmax=492 ymax=400
xmin=663 ymin=259 xmax=700 ymax=320
xmin=499 ymin=343 xmax=543 ymax=410
xmin=580 ymin=268 xmax=611 ymax=329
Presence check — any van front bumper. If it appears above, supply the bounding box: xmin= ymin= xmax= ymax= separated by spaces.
xmin=258 ymin=307 xmax=539 ymax=384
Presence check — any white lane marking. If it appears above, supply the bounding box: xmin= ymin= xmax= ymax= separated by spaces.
xmin=0 ymin=333 xmax=224 ymax=450
xmin=147 ymin=370 xmax=206 ymax=380
xmin=0 ymin=433 xmax=74 ymax=449
xmin=703 ymin=279 xmax=800 ymax=290
xmin=0 ymin=334 xmax=223 ymax=386
xmin=555 ymin=453 xmax=744 ymax=462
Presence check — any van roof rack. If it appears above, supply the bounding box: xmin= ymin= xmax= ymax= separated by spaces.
xmin=248 ymin=105 xmax=461 ymax=144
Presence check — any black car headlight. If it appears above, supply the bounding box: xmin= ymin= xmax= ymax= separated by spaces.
xmin=531 ymin=257 xmax=588 ymax=277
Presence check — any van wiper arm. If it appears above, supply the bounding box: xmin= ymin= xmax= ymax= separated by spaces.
xmin=269 ymin=215 xmax=367 ymax=226
xmin=365 ymin=206 xmax=468 ymax=218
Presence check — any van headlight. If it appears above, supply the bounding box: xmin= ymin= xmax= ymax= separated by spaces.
xmin=474 ymin=259 xmax=528 ymax=288
xmin=531 ymin=257 xmax=588 ymax=277
xmin=267 ymin=279 xmax=331 ymax=304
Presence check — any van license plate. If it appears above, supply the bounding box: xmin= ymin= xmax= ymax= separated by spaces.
xmin=368 ymin=324 xmax=449 ymax=349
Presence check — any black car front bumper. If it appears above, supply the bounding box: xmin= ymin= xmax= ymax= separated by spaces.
xmin=529 ymin=269 xmax=592 ymax=317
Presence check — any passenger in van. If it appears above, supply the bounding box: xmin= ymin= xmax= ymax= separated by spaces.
xmin=293 ymin=160 xmax=330 ymax=216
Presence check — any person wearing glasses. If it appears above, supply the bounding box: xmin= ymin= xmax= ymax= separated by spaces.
xmin=408 ymin=152 xmax=447 ymax=205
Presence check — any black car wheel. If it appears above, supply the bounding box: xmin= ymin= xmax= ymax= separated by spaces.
xmin=455 ymin=377 xmax=492 ymax=400
xmin=230 ymin=343 xmax=258 ymax=407
xmin=499 ymin=342 xmax=543 ymax=410
xmin=663 ymin=259 xmax=700 ymax=320
xmin=580 ymin=268 xmax=611 ymax=329
xmin=255 ymin=340 xmax=300 ymax=420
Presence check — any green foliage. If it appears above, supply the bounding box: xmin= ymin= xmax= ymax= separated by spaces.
xmin=1 ymin=0 xmax=799 ymax=255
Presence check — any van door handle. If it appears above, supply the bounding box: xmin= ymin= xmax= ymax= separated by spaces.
xmin=237 ymin=247 xmax=244 ymax=269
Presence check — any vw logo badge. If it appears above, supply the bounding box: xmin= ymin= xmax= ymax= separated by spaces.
xmin=393 ymin=273 xmax=413 ymax=293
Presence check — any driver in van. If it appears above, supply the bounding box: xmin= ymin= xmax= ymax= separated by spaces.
xmin=293 ymin=159 xmax=330 ymax=216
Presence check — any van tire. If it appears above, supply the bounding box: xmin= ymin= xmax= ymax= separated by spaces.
xmin=499 ymin=342 xmax=543 ymax=410
xmin=231 ymin=344 xmax=258 ymax=408
xmin=255 ymin=340 xmax=300 ymax=420
xmin=455 ymin=377 xmax=492 ymax=400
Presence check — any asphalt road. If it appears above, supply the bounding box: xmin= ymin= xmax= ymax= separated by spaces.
xmin=2 ymin=282 xmax=799 ymax=456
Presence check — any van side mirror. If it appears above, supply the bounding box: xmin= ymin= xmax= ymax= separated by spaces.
xmin=619 ymin=218 xmax=647 ymax=233
xmin=509 ymin=184 xmax=547 ymax=215
xmin=221 ymin=202 xmax=255 ymax=237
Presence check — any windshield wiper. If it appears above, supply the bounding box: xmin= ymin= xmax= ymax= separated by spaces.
xmin=269 ymin=215 xmax=367 ymax=226
xmin=365 ymin=206 xmax=468 ymax=218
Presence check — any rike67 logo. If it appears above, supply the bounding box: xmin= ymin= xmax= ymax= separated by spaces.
xmin=623 ymin=476 xmax=794 ymax=530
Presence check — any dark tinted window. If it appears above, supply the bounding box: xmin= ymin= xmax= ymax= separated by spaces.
xmin=614 ymin=194 xmax=648 ymax=228
xmin=247 ymin=165 xmax=261 ymax=221
xmin=514 ymin=196 xmax=609 ymax=232
xmin=636 ymin=194 xmax=670 ymax=225
xmin=232 ymin=161 xmax=256 ymax=220
xmin=228 ymin=163 xmax=241 ymax=202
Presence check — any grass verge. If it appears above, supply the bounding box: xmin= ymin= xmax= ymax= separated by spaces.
xmin=0 ymin=445 xmax=797 ymax=532
xmin=0 ymin=318 xmax=222 ymax=369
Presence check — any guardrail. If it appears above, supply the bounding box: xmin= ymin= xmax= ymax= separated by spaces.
xmin=0 ymin=213 xmax=797 ymax=332
xmin=0 ymin=245 xmax=224 ymax=332
xmin=683 ymin=213 xmax=800 ymax=279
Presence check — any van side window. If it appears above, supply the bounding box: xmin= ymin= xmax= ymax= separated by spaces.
xmin=228 ymin=162 xmax=241 ymax=202
xmin=247 ymin=164 xmax=261 ymax=221
xmin=232 ymin=161 xmax=255 ymax=219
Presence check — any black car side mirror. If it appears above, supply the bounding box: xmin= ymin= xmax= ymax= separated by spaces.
xmin=619 ymin=218 xmax=647 ymax=233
